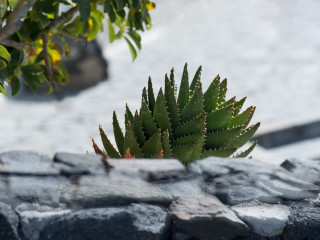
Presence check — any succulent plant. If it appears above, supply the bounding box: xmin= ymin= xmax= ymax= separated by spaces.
xmin=93 ymin=63 xmax=260 ymax=164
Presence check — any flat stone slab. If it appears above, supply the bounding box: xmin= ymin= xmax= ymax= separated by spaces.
xmin=108 ymin=159 xmax=186 ymax=181
xmin=170 ymin=195 xmax=249 ymax=240
xmin=54 ymin=152 xmax=106 ymax=176
xmin=0 ymin=151 xmax=59 ymax=175
xmin=40 ymin=204 xmax=170 ymax=240
xmin=231 ymin=201 xmax=290 ymax=237
xmin=61 ymin=173 xmax=174 ymax=208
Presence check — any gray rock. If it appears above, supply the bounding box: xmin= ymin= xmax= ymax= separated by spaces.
xmin=0 ymin=151 xmax=58 ymax=176
xmin=8 ymin=176 xmax=69 ymax=207
xmin=231 ymin=201 xmax=290 ymax=237
xmin=61 ymin=173 xmax=173 ymax=208
xmin=108 ymin=159 xmax=186 ymax=181
xmin=170 ymin=195 xmax=248 ymax=240
xmin=16 ymin=204 xmax=71 ymax=240
xmin=54 ymin=152 xmax=106 ymax=176
xmin=0 ymin=202 xmax=19 ymax=240
xmin=281 ymin=202 xmax=320 ymax=240
xmin=40 ymin=204 xmax=170 ymax=240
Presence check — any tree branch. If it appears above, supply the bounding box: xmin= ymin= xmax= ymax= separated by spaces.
xmin=48 ymin=5 xmax=79 ymax=33
xmin=41 ymin=34 xmax=57 ymax=90
xmin=0 ymin=39 xmax=35 ymax=50
xmin=0 ymin=0 xmax=38 ymax=42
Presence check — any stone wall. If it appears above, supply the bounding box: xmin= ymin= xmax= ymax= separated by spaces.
xmin=0 ymin=151 xmax=319 ymax=240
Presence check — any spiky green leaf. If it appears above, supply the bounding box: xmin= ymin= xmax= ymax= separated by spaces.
xmin=233 ymin=97 xmax=247 ymax=116
xmin=153 ymin=88 xmax=171 ymax=134
xmin=228 ymin=122 xmax=261 ymax=148
xmin=206 ymin=126 xmax=242 ymax=149
xmin=140 ymin=99 xmax=158 ymax=139
xmin=177 ymin=63 xmax=189 ymax=110
xmin=175 ymin=113 xmax=206 ymax=138
xmin=148 ymin=77 xmax=156 ymax=112
xmin=169 ymin=68 xmax=177 ymax=97
xmin=218 ymin=96 xmax=236 ymax=109
xmin=142 ymin=131 xmax=162 ymax=158
xmin=190 ymin=135 xmax=205 ymax=161
xmin=180 ymin=82 xmax=203 ymax=122
xmin=165 ymin=74 xmax=180 ymax=130
xmin=190 ymin=65 xmax=202 ymax=94
xmin=173 ymin=143 xmax=194 ymax=164
xmin=229 ymin=106 xmax=255 ymax=129
xmin=124 ymin=122 xmax=143 ymax=158
xmin=203 ymin=75 xmax=220 ymax=112
xmin=113 ymin=111 xmax=125 ymax=156
xmin=207 ymin=104 xmax=234 ymax=132
xmin=235 ymin=141 xmax=257 ymax=158
xmin=125 ymin=104 xmax=134 ymax=126
xmin=133 ymin=111 xmax=146 ymax=147
xmin=174 ymin=133 xmax=204 ymax=145
xmin=162 ymin=129 xmax=171 ymax=158
xmin=142 ymin=87 xmax=148 ymax=106
xmin=99 ymin=125 xmax=121 ymax=158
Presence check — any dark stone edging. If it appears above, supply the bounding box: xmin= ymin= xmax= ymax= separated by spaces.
xmin=0 ymin=151 xmax=319 ymax=240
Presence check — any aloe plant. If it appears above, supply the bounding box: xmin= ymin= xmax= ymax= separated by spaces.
xmin=93 ymin=63 xmax=260 ymax=164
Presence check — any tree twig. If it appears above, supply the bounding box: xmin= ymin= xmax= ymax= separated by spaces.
xmin=48 ymin=5 xmax=79 ymax=33
xmin=0 ymin=39 xmax=35 ymax=50
xmin=41 ymin=34 xmax=57 ymax=90
xmin=0 ymin=0 xmax=38 ymax=41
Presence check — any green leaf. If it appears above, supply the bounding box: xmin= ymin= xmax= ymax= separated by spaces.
xmin=218 ymin=96 xmax=236 ymax=109
xmin=165 ymin=74 xmax=180 ymax=131
xmin=206 ymin=104 xmax=233 ymax=132
xmin=172 ymin=143 xmax=194 ymax=164
xmin=142 ymin=131 xmax=162 ymax=158
xmin=235 ymin=141 xmax=257 ymax=158
xmin=57 ymin=64 xmax=69 ymax=84
xmin=11 ymin=76 xmax=20 ymax=96
xmin=218 ymin=78 xmax=227 ymax=105
xmin=190 ymin=65 xmax=202 ymax=94
xmin=124 ymin=122 xmax=143 ymax=158
xmin=174 ymin=133 xmax=204 ymax=145
xmin=79 ymin=0 xmax=91 ymax=22
xmin=21 ymin=64 xmax=43 ymax=74
xmin=8 ymin=50 xmax=24 ymax=66
xmin=125 ymin=104 xmax=134 ymax=126
xmin=108 ymin=19 xmax=116 ymax=43
xmin=0 ymin=59 xmax=7 ymax=70
xmin=153 ymin=88 xmax=171 ymax=134
xmin=124 ymin=36 xmax=137 ymax=61
xmin=0 ymin=81 xmax=7 ymax=97
xmin=132 ymin=0 xmax=139 ymax=7
xmin=0 ymin=45 xmax=11 ymax=63
xmin=205 ymin=126 xmax=242 ymax=149
xmin=113 ymin=111 xmax=125 ymax=156
xmin=140 ymin=98 xmax=158 ymax=139
xmin=22 ymin=72 xmax=37 ymax=93
xmin=116 ymin=0 xmax=125 ymax=11
xmin=233 ymin=97 xmax=247 ymax=116
xmin=133 ymin=111 xmax=146 ymax=147
xmin=177 ymin=63 xmax=189 ymax=111
xmin=175 ymin=113 xmax=206 ymax=138
xmin=180 ymin=81 xmax=203 ymax=122
xmin=99 ymin=125 xmax=121 ymax=158
xmin=128 ymin=31 xmax=141 ymax=50
xmin=104 ymin=0 xmax=116 ymax=22
xmin=203 ymin=75 xmax=220 ymax=112
xmin=8 ymin=0 xmax=18 ymax=9
xmin=162 ymin=129 xmax=171 ymax=158
xmin=228 ymin=122 xmax=261 ymax=148
xmin=190 ymin=135 xmax=205 ymax=161
xmin=229 ymin=106 xmax=255 ymax=129
xmin=201 ymin=148 xmax=237 ymax=158
xmin=142 ymin=87 xmax=148 ymax=106
xmin=0 ymin=0 xmax=7 ymax=18
xmin=147 ymin=77 xmax=155 ymax=112
xmin=169 ymin=67 xmax=177 ymax=97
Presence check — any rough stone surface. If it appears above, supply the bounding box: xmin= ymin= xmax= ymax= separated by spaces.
xmin=0 ymin=202 xmax=19 ymax=240
xmin=40 ymin=204 xmax=170 ymax=240
xmin=61 ymin=174 xmax=173 ymax=208
xmin=281 ymin=202 xmax=320 ymax=240
xmin=170 ymin=195 xmax=249 ymax=240
xmin=1 ymin=151 xmax=320 ymax=240
xmin=54 ymin=152 xmax=106 ymax=176
xmin=108 ymin=159 xmax=186 ymax=181
xmin=231 ymin=201 xmax=290 ymax=237
xmin=0 ymin=151 xmax=58 ymax=175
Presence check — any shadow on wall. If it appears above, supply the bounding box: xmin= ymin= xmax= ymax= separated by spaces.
xmin=11 ymin=38 xmax=108 ymax=101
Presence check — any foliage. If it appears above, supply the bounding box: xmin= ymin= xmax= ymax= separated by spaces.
xmin=0 ymin=0 xmax=155 ymax=96
xmin=93 ymin=63 xmax=260 ymax=164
